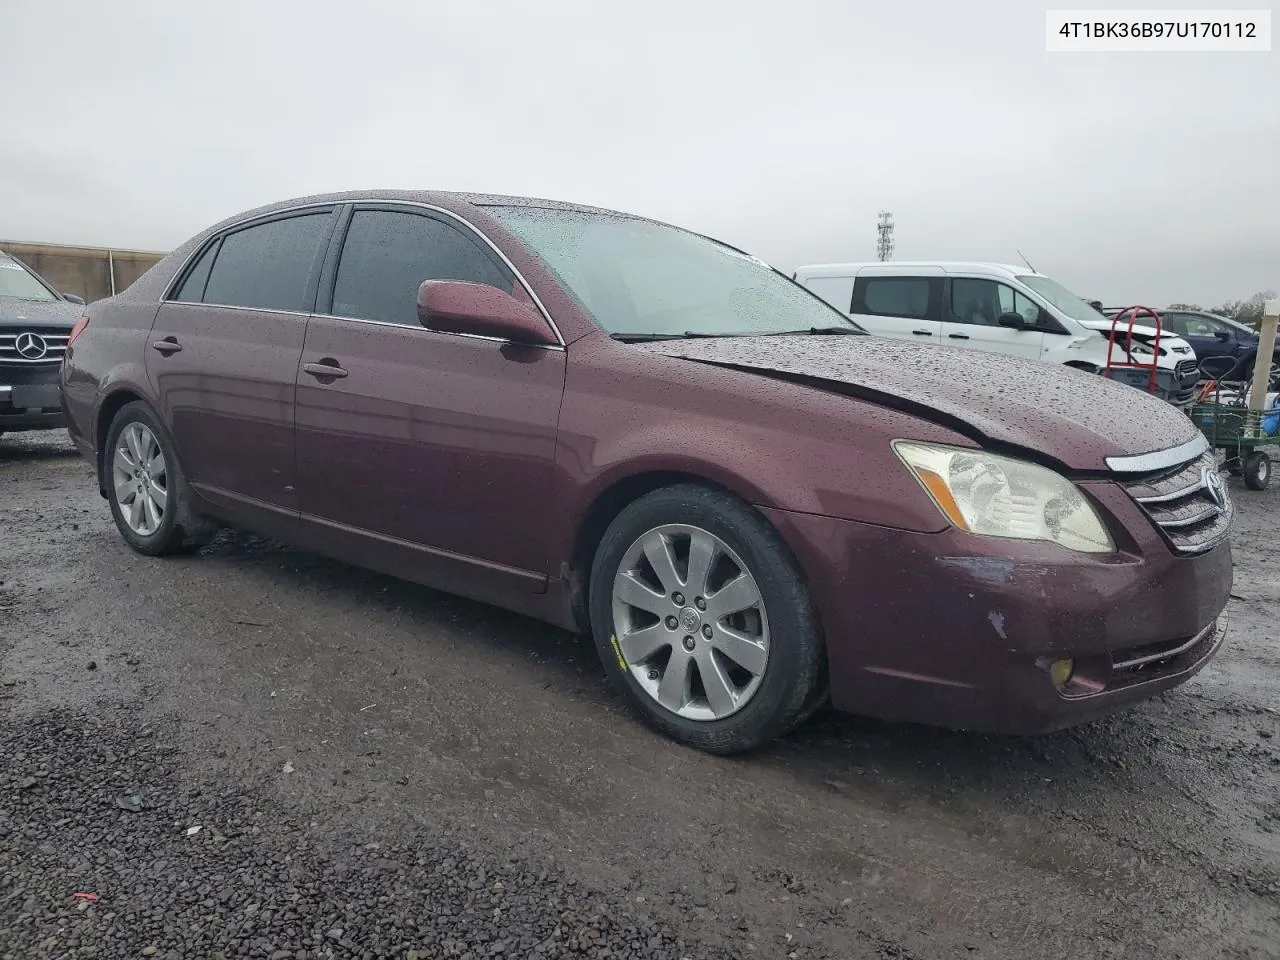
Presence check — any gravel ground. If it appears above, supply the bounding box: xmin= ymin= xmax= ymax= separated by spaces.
xmin=2 ymin=430 xmax=1279 ymax=960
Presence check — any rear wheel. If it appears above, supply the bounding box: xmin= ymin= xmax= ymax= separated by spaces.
xmin=103 ymin=402 xmax=212 ymax=555
xmin=1243 ymin=451 xmax=1271 ymax=491
xmin=588 ymin=484 xmax=825 ymax=755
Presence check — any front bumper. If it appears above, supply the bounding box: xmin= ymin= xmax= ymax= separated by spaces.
xmin=760 ymin=481 xmax=1233 ymax=734
xmin=0 ymin=379 xmax=66 ymax=431
xmin=1106 ymin=363 xmax=1199 ymax=408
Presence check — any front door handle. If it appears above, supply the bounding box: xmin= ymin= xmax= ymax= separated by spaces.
xmin=911 ymin=329 xmax=933 ymax=336
xmin=151 ymin=337 xmax=182 ymax=355
xmin=948 ymin=333 xmax=971 ymax=340
xmin=303 ymin=360 xmax=348 ymax=380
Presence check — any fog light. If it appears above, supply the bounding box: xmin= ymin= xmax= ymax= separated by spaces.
xmin=1049 ymin=658 xmax=1075 ymax=690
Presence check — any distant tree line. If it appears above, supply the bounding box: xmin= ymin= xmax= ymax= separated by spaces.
xmin=1167 ymin=290 xmax=1278 ymax=327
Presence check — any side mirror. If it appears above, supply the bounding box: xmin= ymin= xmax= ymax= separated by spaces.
xmin=416 ymin=280 xmax=558 ymax=346
xmin=997 ymin=312 xmax=1029 ymax=330
xmin=62 ymin=293 xmax=86 ymax=305
xmin=1214 ymin=330 xmax=1232 ymax=342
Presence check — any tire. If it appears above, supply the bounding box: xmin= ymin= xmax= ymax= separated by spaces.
xmin=1064 ymin=362 xmax=1100 ymax=376
xmin=1243 ymin=451 xmax=1271 ymax=491
xmin=103 ymin=401 xmax=213 ymax=555
xmin=588 ymin=484 xmax=825 ymax=755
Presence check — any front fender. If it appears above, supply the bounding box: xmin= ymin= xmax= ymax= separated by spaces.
xmin=553 ymin=346 xmax=964 ymax=569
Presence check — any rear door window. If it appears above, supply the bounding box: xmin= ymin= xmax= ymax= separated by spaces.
xmin=201 ymin=213 xmax=333 ymax=313
xmin=852 ymin=277 xmax=935 ymax=319
xmin=171 ymin=241 xmax=219 ymax=303
xmin=329 ymin=209 xmax=514 ymax=327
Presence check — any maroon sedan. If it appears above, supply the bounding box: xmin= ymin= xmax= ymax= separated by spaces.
xmin=59 ymin=191 xmax=1233 ymax=754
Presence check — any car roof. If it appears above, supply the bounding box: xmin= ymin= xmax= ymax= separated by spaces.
xmin=795 ymin=261 xmax=1036 ymax=280
xmin=187 ymin=189 xmax=763 ymax=265
xmin=203 ymin=190 xmax=656 ymax=234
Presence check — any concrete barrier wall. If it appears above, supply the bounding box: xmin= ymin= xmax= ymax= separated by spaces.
xmin=0 ymin=241 xmax=166 ymax=303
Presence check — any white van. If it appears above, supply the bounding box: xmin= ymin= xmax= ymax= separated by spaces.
xmin=792 ymin=262 xmax=1198 ymax=398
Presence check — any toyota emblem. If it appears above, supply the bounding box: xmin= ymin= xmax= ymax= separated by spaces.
xmin=1203 ymin=467 xmax=1227 ymax=510
xmin=14 ymin=331 xmax=48 ymax=360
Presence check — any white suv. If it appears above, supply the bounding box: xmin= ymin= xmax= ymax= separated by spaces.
xmin=793 ymin=261 xmax=1199 ymax=404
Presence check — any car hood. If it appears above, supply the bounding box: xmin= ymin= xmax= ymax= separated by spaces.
xmin=0 ymin=297 xmax=82 ymax=328
xmin=1077 ymin=317 xmax=1194 ymax=348
xmin=633 ymin=335 xmax=1200 ymax=472
xmin=1079 ymin=317 xmax=1164 ymax=337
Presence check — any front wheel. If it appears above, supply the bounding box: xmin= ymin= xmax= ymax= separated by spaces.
xmin=103 ymin=402 xmax=212 ymax=555
xmin=1244 ymin=451 xmax=1271 ymax=491
xmin=588 ymin=484 xmax=825 ymax=755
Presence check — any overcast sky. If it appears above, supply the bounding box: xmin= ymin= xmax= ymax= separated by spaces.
xmin=4 ymin=0 xmax=1276 ymax=307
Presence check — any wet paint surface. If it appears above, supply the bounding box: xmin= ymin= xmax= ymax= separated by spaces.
xmin=635 ymin=335 xmax=1200 ymax=470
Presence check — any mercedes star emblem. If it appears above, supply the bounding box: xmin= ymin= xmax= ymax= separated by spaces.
xmin=14 ymin=332 xmax=49 ymax=360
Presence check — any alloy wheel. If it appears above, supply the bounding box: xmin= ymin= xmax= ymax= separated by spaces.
xmin=112 ymin=422 xmax=169 ymax=536
xmin=610 ymin=524 xmax=770 ymax=721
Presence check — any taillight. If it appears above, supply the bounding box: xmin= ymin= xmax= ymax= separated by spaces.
xmin=68 ymin=315 xmax=90 ymax=347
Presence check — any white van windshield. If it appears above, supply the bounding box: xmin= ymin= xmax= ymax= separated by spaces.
xmin=1017 ymin=275 xmax=1104 ymax=327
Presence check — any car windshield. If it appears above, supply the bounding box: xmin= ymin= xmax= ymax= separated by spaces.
xmin=0 ymin=254 xmax=57 ymax=301
xmin=1017 ymin=274 xmax=1104 ymax=327
xmin=488 ymin=206 xmax=861 ymax=338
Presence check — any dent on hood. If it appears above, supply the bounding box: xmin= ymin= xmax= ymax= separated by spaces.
xmin=634 ymin=336 xmax=1200 ymax=471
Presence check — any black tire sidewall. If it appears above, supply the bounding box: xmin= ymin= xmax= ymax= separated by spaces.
xmin=1245 ymin=452 xmax=1271 ymax=490
xmin=588 ymin=485 xmax=823 ymax=754
xmin=103 ymin=402 xmax=192 ymax=555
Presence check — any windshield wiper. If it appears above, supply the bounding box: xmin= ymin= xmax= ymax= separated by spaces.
xmin=609 ymin=331 xmax=739 ymax=343
xmin=760 ymin=326 xmax=864 ymax=336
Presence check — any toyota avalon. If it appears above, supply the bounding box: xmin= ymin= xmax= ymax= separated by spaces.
xmin=59 ymin=191 xmax=1233 ymax=754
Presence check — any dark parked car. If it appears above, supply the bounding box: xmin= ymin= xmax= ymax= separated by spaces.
xmin=60 ymin=191 xmax=1234 ymax=754
xmin=1 ymin=250 xmax=86 ymax=437
xmin=1160 ymin=309 xmax=1279 ymax=385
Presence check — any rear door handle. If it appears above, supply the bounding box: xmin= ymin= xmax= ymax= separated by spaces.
xmin=911 ymin=329 xmax=934 ymax=337
xmin=303 ymin=361 xmax=348 ymax=380
xmin=151 ymin=338 xmax=182 ymax=354
xmin=948 ymin=333 xmax=971 ymax=340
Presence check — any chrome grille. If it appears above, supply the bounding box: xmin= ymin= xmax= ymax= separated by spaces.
xmin=0 ymin=327 xmax=70 ymax=366
xmin=1121 ymin=450 xmax=1233 ymax=554
xmin=1174 ymin=358 xmax=1198 ymax=384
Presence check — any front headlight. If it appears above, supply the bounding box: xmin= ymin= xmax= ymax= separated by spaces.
xmin=893 ymin=441 xmax=1115 ymax=554
xmin=1128 ymin=341 xmax=1159 ymax=356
